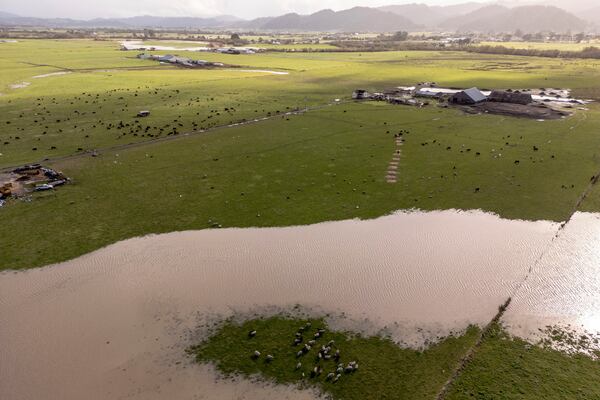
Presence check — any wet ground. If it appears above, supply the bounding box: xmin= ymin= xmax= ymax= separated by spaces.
xmin=504 ymin=212 xmax=600 ymax=347
xmin=0 ymin=210 xmax=559 ymax=400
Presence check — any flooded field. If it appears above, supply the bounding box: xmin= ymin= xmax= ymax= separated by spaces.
xmin=0 ymin=210 xmax=561 ymax=400
xmin=505 ymin=212 xmax=600 ymax=345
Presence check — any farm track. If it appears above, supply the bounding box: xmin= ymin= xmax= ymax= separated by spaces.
xmin=21 ymin=61 xmax=168 ymax=72
xmin=22 ymin=61 xmax=297 ymax=73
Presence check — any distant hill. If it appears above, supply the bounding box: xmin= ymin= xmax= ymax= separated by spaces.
xmin=249 ymin=7 xmax=419 ymax=32
xmin=378 ymin=4 xmax=446 ymax=26
xmin=0 ymin=14 xmax=99 ymax=28
xmin=577 ymin=6 xmax=600 ymax=25
xmin=379 ymin=2 xmax=485 ymax=26
xmin=0 ymin=7 xmax=417 ymax=32
xmin=439 ymin=5 xmax=587 ymax=33
xmin=0 ymin=11 xmax=19 ymax=18
xmin=99 ymin=15 xmax=242 ymax=29
xmin=0 ymin=4 xmax=593 ymax=33
xmin=0 ymin=13 xmax=239 ymax=29
xmin=439 ymin=5 xmax=510 ymax=30
xmin=432 ymin=2 xmax=489 ymax=17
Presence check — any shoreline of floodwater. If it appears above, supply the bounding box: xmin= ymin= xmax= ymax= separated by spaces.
xmin=3 ymin=209 xmax=600 ymax=400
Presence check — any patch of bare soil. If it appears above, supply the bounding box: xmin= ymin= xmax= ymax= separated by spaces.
xmin=0 ymin=164 xmax=68 ymax=201
xmin=465 ymin=102 xmax=569 ymax=120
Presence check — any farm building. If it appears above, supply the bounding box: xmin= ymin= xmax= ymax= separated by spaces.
xmin=449 ymin=88 xmax=487 ymax=105
xmin=415 ymin=89 xmax=446 ymax=99
xmin=157 ymin=54 xmax=176 ymax=62
xmin=352 ymin=89 xmax=370 ymax=100
xmin=488 ymin=90 xmax=533 ymax=105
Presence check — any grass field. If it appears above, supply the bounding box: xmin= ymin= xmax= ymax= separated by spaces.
xmin=190 ymin=316 xmax=480 ymax=400
xmin=2 ymin=38 xmax=600 ymax=398
xmin=3 ymin=102 xmax=600 ymax=270
xmin=3 ymin=40 xmax=600 ymax=269
xmin=192 ymin=317 xmax=600 ymax=400
xmin=478 ymin=41 xmax=600 ymax=52
xmin=445 ymin=323 xmax=600 ymax=400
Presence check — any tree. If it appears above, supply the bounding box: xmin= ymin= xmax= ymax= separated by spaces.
xmin=230 ymin=33 xmax=241 ymax=40
xmin=392 ymin=31 xmax=409 ymax=41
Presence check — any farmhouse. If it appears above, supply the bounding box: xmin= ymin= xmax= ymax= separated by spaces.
xmin=488 ymin=90 xmax=533 ymax=105
xmin=449 ymin=88 xmax=487 ymax=105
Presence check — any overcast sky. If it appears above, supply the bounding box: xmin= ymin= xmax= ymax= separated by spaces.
xmin=0 ymin=0 xmax=566 ymax=20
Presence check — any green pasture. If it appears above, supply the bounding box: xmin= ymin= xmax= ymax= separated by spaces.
xmin=2 ymin=101 xmax=600 ymax=270
xmin=191 ymin=316 xmax=480 ymax=400
xmin=445 ymin=323 xmax=600 ymax=400
xmin=3 ymin=39 xmax=600 ymax=169
xmin=1 ymin=39 xmax=600 ymax=399
xmin=2 ymin=40 xmax=600 ymax=270
xmin=479 ymin=41 xmax=600 ymax=52
xmin=192 ymin=317 xmax=600 ymax=400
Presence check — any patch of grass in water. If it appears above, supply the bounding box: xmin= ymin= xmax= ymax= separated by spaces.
xmin=189 ymin=316 xmax=481 ymax=400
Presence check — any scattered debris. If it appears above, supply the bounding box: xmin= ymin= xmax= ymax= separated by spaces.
xmin=0 ymin=164 xmax=69 ymax=205
xmin=467 ymin=102 xmax=569 ymax=120
xmin=353 ymin=89 xmax=426 ymax=107
xmin=352 ymin=89 xmax=370 ymax=100
xmin=488 ymin=90 xmax=532 ymax=105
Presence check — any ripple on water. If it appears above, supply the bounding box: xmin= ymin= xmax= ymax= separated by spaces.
xmin=504 ymin=212 xmax=600 ymax=344
xmin=0 ymin=209 xmax=559 ymax=400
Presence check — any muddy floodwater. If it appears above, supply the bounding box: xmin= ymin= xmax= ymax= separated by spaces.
xmin=505 ymin=212 xmax=600 ymax=341
xmin=1 ymin=209 xmax=589 ymax=400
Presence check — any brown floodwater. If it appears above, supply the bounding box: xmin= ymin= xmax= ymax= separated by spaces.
xmin=504 ymin=212 xmax=600 ymax=344
xmin=0 ymin=210 xmax=559 ymax=399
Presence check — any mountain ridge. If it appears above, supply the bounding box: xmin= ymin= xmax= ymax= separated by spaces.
xmin=0 ymin=3 xmax=595 ymax=33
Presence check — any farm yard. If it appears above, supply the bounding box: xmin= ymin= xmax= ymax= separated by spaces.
xmin=2 ymin=37 xmax=600 ymax=400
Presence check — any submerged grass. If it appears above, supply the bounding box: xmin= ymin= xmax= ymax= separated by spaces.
xmin=190 ymin=316 xmax=480 ymax=400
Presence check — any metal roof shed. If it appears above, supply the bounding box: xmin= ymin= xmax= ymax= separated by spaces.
xmin=450 ymin=87 xmax=487 ymax=105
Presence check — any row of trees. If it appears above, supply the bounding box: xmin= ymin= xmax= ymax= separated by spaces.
xmin=466 ymin=44 xmax=600 ymax=59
